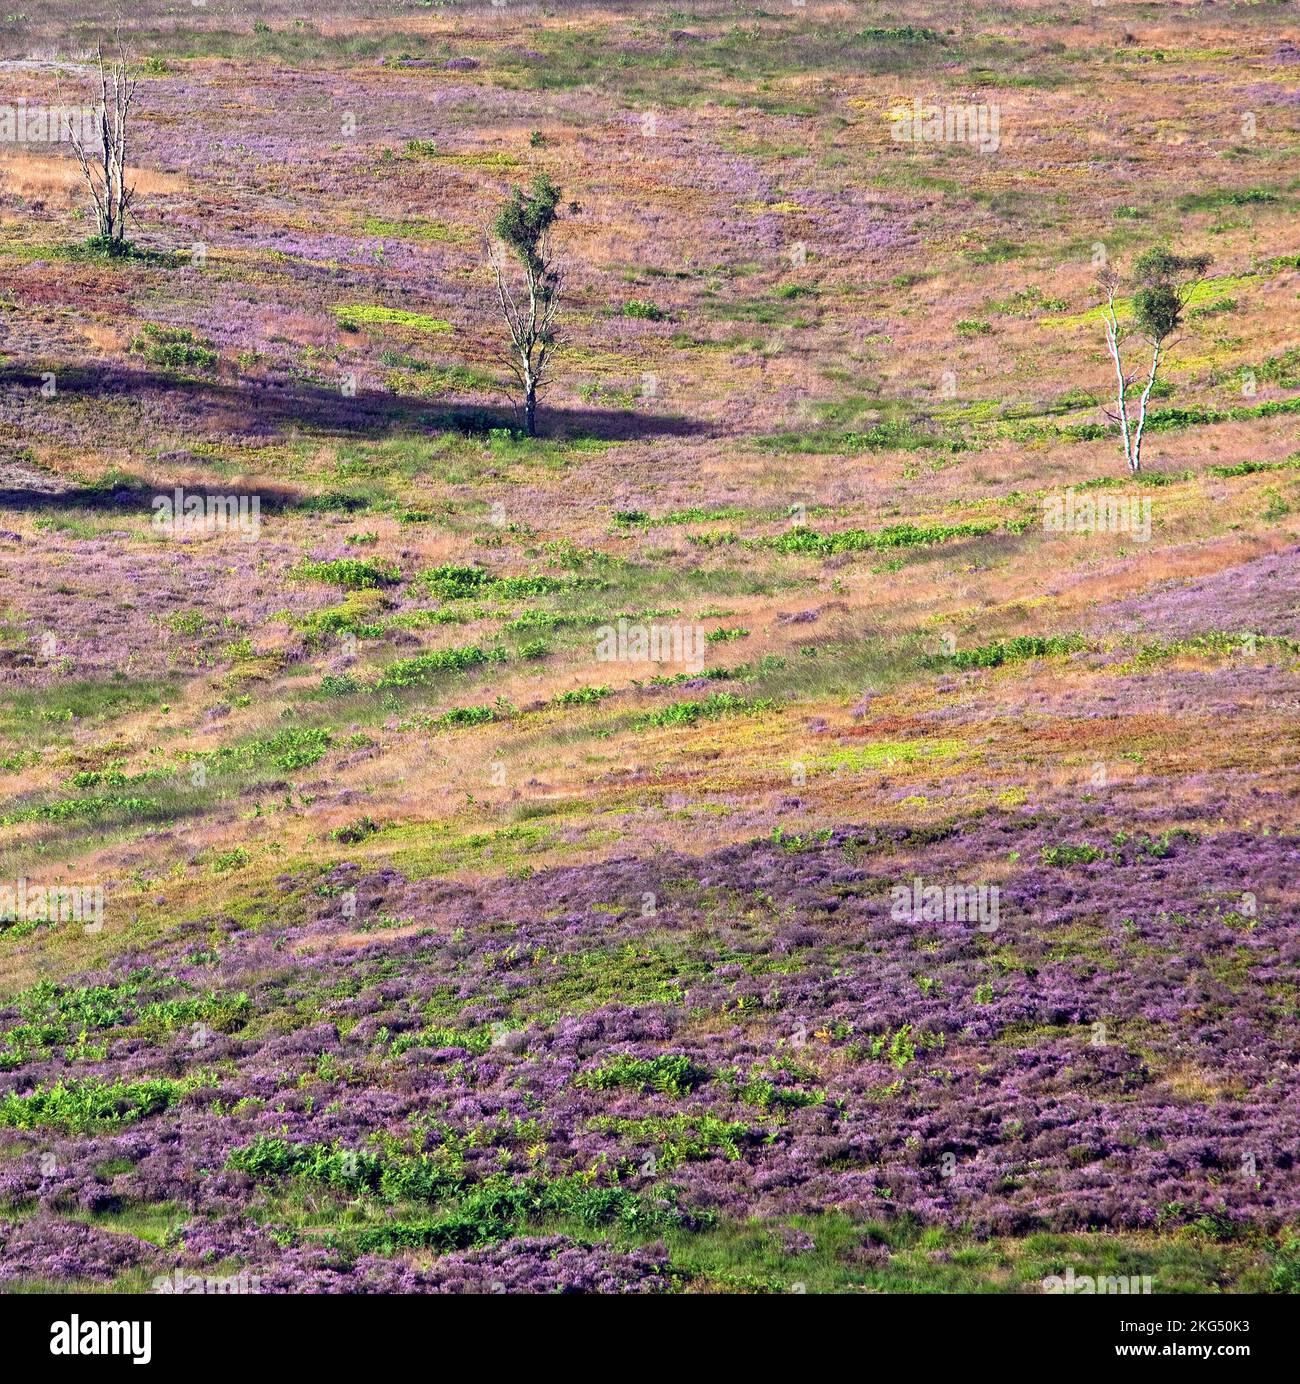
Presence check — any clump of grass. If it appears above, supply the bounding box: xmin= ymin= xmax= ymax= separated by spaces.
xmin=332 ymin=816 xmax=379 ymax=844
xmin=333 ymin=304 xmax=452 ymax=335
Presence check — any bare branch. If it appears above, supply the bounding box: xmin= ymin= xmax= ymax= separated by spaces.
xmin=66 ymin=40 xmax=138 ymax=248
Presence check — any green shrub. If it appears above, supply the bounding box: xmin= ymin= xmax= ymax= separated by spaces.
xmin=765 ymin=521 xmax=992 ymax=556
xmin=295 ymin=558 xmax=402 ymax=590
xmin=190 ymin=727 xmax=333 ymax=774
xmin=924 ymin=634 xmax=1085 ymax=671
xmin=623 ymin=299 xmax=666 ymax=321
xmin=737 ymin=1078 xmax=824 ymax=1111
xmin=418 ymin=564 xmax=490 ymax=599
xmin=416 ymin=565 xmax=588 ymax=601
xmin=1040 ymin=843 xmax=1107 ymax=866
xmin=859 ymin=24 xmax=940 ymax=40
xmin=2 ymin=794 xmax=163 ymax=826
xmin=228 ymin=1136 xmax=383 ymax=1190
xmin=639 ymin=693 xmax=774 ymax=728
xmin=300 ymin=603 xmax=386 ymax=642
xmin=224 ymin=1140 xmax=703 ymax=1250
xmin=552 ymin=686 xmax=610 ymax=706
xmin=0 ymin=1076 xmax=198 ymax=1131
xmin=576 ymin=1053 xmax=708 ymax=1096
xmin=1270 ymin=1237 xmax=1300 ymax=1293
xmin=492 ymin=574 xmax=572 ymax=598
xmin=434 ymin=705 xmax=495 ymax=729
xmin=129 ymin=324 xmax=218 ymax=372
xmin=376 ymin=645 xmax=488 ymax=688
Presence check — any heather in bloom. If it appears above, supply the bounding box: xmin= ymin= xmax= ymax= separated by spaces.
xmin=0 ymin=0 xmax=1297 ymax=1300
xmin=0 ymin=802 xmax=1296 ymax=1287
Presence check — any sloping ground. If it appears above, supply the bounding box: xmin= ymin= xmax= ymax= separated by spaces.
xmin=1096 ymin=545 xmax=1300 ymax=642
xmin=1 ymin=0 xmax=1298 ymax=1294
xmin=2 ymin=792 xmax=1298 ymax=1291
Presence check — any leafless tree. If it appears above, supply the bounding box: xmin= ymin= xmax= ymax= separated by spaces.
xmin=67 ymin=43 xmax=138 ymax=252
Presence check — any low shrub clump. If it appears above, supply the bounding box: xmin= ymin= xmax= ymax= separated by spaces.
xmin=295 ymin=558 xmax=403 ymax=590
xmin=129 ymin=323 xmax=219 ymax=371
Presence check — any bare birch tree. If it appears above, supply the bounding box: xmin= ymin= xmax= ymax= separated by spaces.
xmin=67 ymin=43 xmax=138 ymax=252
xmin=485 ymin=174 xmax=564 ymax=437
xmin=1099 ymin=248 xmax=1210 ymax=474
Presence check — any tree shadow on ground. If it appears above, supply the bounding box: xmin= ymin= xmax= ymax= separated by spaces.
xmin=0 ymin=361 xmax=712 ymax=449
xmin=0 ymin=474 xmax=311 ymax=514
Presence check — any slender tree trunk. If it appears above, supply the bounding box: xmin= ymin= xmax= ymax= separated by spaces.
xmin=523 ymin=379 xmax=537 ymax=437
xmin=1129 ymin=340 xmax=1162 ymax=475
xmin=1103 ymin=293 xmax=1135 ymax=473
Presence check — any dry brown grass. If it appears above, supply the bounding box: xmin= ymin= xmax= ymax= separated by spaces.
xmin=0 ymin=149 xmax=186 ymax=200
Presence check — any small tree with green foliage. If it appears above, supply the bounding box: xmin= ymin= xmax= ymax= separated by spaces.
xmin=1099 ymin=247 xmax=1210 ymax=473
xmin=486 ymin=174 xmax=564 ymax=437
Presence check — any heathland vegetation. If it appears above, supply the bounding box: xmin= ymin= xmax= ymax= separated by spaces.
xmin=0 ymin=0 xmax=1297 ymax=1295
